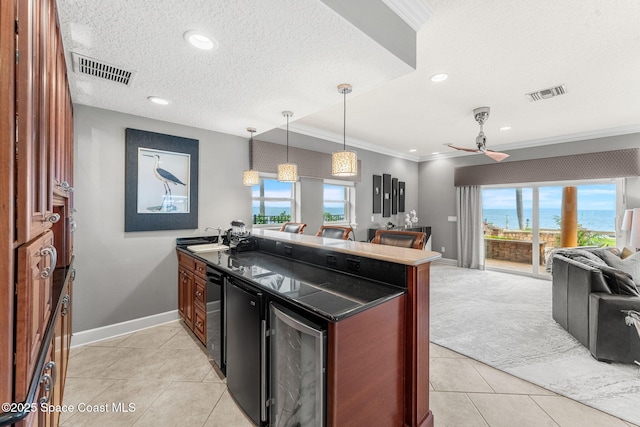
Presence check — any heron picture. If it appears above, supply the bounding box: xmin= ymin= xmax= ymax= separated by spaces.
xmin=125 ymin=127 xmax=198 ymax=232
xmin=137 ymin=148 xmax=190 ymax=213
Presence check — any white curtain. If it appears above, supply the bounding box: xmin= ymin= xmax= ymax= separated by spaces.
xmin=456 ymin=186 xmax=485 ymax=269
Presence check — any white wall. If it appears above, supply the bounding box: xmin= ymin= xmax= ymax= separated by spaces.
xmin=73 ymin=105 xmax=252 ymax=332
xmin=419 ymin=133 xmax=640 ymax=261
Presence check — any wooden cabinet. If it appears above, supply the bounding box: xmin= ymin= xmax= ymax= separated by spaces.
xmin=16 ymin=268 xmax=73 ymax=427
xmin=177 ymin=251 xmax=207 ymax=345
xmin=15 ymin=229 xmax=56 ymax=401
xmin=1 ymin=0 xmax=75 ymax=423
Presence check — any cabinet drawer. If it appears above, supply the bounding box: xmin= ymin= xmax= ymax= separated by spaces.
xmin=177 ymin=251 xmax=195 ymax=271
xmin=194 ymin=277 xmax=206 ymax=308
xmin=194 ymin=259 xmax=206 ymax=279
xmin=193 ymin=305 xmax=206 ymax=344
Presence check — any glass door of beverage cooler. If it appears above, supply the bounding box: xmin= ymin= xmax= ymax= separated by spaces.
xmin=269 ymin=303 xmax=326 ymax=427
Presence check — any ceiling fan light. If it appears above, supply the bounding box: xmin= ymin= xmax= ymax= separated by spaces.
xmin=332 ymin=150 xmax=357 ymax=176
xmin=242 ymin=169 xmax=259 ymax=186
xmin=277 ymin=163 xmax=297 ymax=182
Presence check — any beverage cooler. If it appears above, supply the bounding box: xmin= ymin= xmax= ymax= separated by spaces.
xmin=269 ymin=303 xmax=326 ymax=427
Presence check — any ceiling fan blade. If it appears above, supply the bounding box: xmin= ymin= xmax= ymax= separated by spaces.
xmin=484 ymin=150 xmax=510 ymax=162
xmin=447 ymin=144 xmax=481 ymax=153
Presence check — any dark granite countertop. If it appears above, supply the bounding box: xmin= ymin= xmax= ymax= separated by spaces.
xmin=176 ymin=246 xmax=404 ymax=322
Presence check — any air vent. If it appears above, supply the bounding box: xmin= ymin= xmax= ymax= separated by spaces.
xmin=71 ymin=53 xmax=135 ymax=85
xmin=525 ymin=84 xmax=566 ymax=102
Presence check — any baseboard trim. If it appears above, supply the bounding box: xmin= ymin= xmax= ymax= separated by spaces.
xmin=433 ymin=257 xmax=457 ymax=266
xmin=70 ymin=310 xmax=180 ymax=348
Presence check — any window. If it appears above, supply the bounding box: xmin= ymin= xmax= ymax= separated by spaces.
xmin=482 ymin=180 xmax=619 ymax=277
xmin=323 ymin=183 xmax=350 ymax=223
xmin=252 ymin=178 xmax=295 ymax=225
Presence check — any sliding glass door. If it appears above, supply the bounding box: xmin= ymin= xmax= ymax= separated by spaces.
xmin=482 ymin=181 xmax=618 ymax=278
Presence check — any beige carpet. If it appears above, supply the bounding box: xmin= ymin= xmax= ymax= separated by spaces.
xmin=429 ymin=263 xmax=640 ymax=425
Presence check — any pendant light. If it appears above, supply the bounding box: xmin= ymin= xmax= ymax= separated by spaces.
xmin=277 ymin=111 xmax=297 ymax=182
xmin=332 ymin=83 xmax=357 ymax=176
xmin=242 ymin=127 xmax=260 ymax=186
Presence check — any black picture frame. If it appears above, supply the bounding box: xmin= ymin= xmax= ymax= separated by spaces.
xmin=382 ymin=173 xmax=391 ymax=217
xmin=373 ymin=175 xmax=382 ymax=213
xmin=125 ymin=128 xmax=199 ymax=232
xmin=398 ymin=181 xmax=406 ymax=212
xmin=392 ymin=177 xmax=398 ymax=214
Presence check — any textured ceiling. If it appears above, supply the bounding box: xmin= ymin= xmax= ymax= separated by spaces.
xmin=57 ymin=0 xmax=413 ymax=138
xmin=58 ymin=0 xmax=640 ymax=162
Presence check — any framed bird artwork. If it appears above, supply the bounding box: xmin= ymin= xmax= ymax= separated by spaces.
xmin=125 ymin=128 xmax=199 ymax=231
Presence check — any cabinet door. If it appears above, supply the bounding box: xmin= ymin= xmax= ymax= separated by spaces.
xmin=15 ymin=230 xmax=55 ymax=402
xmin=178 ymin=264 xmax=194 ymax=329
xmin=16 ymin=0 xmax=56 ymax=245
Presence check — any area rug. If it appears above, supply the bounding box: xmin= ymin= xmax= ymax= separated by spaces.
xmin=429 ymin=263 xmax=640 ymax=425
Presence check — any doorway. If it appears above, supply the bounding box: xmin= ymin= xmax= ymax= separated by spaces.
xmin=482 ymin=181 xmax=619 ymax=278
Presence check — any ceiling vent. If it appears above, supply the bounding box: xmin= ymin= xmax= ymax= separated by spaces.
xmin=71 ymin=52 xmax=135 ymax=85
xmin=525 ymin=84 xmax=566 ymax=102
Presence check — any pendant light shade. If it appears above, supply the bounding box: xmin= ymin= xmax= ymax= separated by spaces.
xmin=278 ymin=111 xmax=297 ymax=182
xmin=242 ymin=127 xmax=260 ymax=186
xmin=332 ymin=83 xmax=357 ymax=177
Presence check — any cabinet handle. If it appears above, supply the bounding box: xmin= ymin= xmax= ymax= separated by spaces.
xmin=195 ymin=321 xmax=203 ymax=328
xmin=195 ymin=291 xmax=203 ymax=298
xmin=70 ymin=268 xmax=76 ymax=281
xmin=62 ymin=294 xmax=70 ymax=316
xmin=70 ymin=220 xmax=77 ymax=233
xmin=42 ymin=213 xmax=61 ymax=224
xmin=59 ymin=181 xmax=74 ymax=192
xmin=40 ymin=245 xmax=57 ymax=278
xmin=38 ymin=361 xmax=57 ymax=404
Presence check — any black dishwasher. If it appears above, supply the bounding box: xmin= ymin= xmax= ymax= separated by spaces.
xmin=225 ymin=276 xmax=266 ymax=425
xmin=206 ymin=266 xmax=225 ymax=374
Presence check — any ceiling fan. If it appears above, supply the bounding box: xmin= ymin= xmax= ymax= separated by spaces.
xmin=448 ymin=106 xmax=510 ymax=162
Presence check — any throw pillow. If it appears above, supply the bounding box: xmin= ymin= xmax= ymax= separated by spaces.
xmin=600 ymin=250 xmax=640 ymax=281
xmin=621 ymin=247 xmax=635 ymax=259
xmin=599 ymin=265 xmax=640 ymax=296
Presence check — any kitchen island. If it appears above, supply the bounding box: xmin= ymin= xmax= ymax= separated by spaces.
xmin=176 ymin=229 xmax=440 ymax=427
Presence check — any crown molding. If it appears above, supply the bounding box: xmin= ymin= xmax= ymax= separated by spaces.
xmin=382 ymin=0 xmax=432 ymax=31
xmin=287 ymin=123 xmax=421 ymax=162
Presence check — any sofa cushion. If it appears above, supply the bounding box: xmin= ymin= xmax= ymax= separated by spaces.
xmin=599 ymin=250 xmax=640 ymax=281
xmin=582 ymin=257 xmax=640 ymax=296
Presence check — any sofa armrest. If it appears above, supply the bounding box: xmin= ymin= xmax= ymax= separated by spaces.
xmin=589 ymin=293 xmax=640 ymax=363
xmin=552 ymin=255 xmax=610 ymax=347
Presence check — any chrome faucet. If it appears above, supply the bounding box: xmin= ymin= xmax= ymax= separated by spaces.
xmin=204 ymin=226 xmax=223 ymax=243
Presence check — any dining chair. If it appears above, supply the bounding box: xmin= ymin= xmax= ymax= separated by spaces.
xmin=370 ymin=229 xmax=426 ymax=249
xmin=315 ymin=225 xmax=353 ymax=240
xmin=279 ymin=222 xmax=307 ymax=234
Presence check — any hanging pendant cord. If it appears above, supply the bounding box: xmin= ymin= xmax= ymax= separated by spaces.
xmin=248 ymin=131 xmax=254 ymax=169
xmin=286 ymin=115 xmax=290 ymax=162
xmin=343 ymin=89 xmax=347 ymax=150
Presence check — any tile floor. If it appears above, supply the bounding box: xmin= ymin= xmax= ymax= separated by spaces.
xmin=60 ymin=321 xmax=638 ymax=427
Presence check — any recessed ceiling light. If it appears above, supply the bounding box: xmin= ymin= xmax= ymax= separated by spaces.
xmin=409 ymin=149 xmax=417 ymax=152
xmin=431 ymin=152 xmax=440 ymax=155
xmin=430 ymin=73 xmax=448 ymax=82
xmin=184 ymin=31 xmax=218 ymax=51
xmin=147 ymin=96 xmax=170 ymax=105
xmin=500 ymin=126 xmax=512 ymax=131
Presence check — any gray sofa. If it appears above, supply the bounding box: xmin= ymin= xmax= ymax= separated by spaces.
xmin=552 ymin=248 xmax=640 ymax=363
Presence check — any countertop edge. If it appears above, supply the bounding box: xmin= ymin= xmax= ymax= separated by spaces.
xmin=252 ymin=229 xmax=442 ymax=266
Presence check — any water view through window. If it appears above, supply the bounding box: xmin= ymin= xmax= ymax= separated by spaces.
xmin=482 ymin=183 xmax=616 ymax=276
xmin=252 ymin=179 xmax=294 ymax=224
